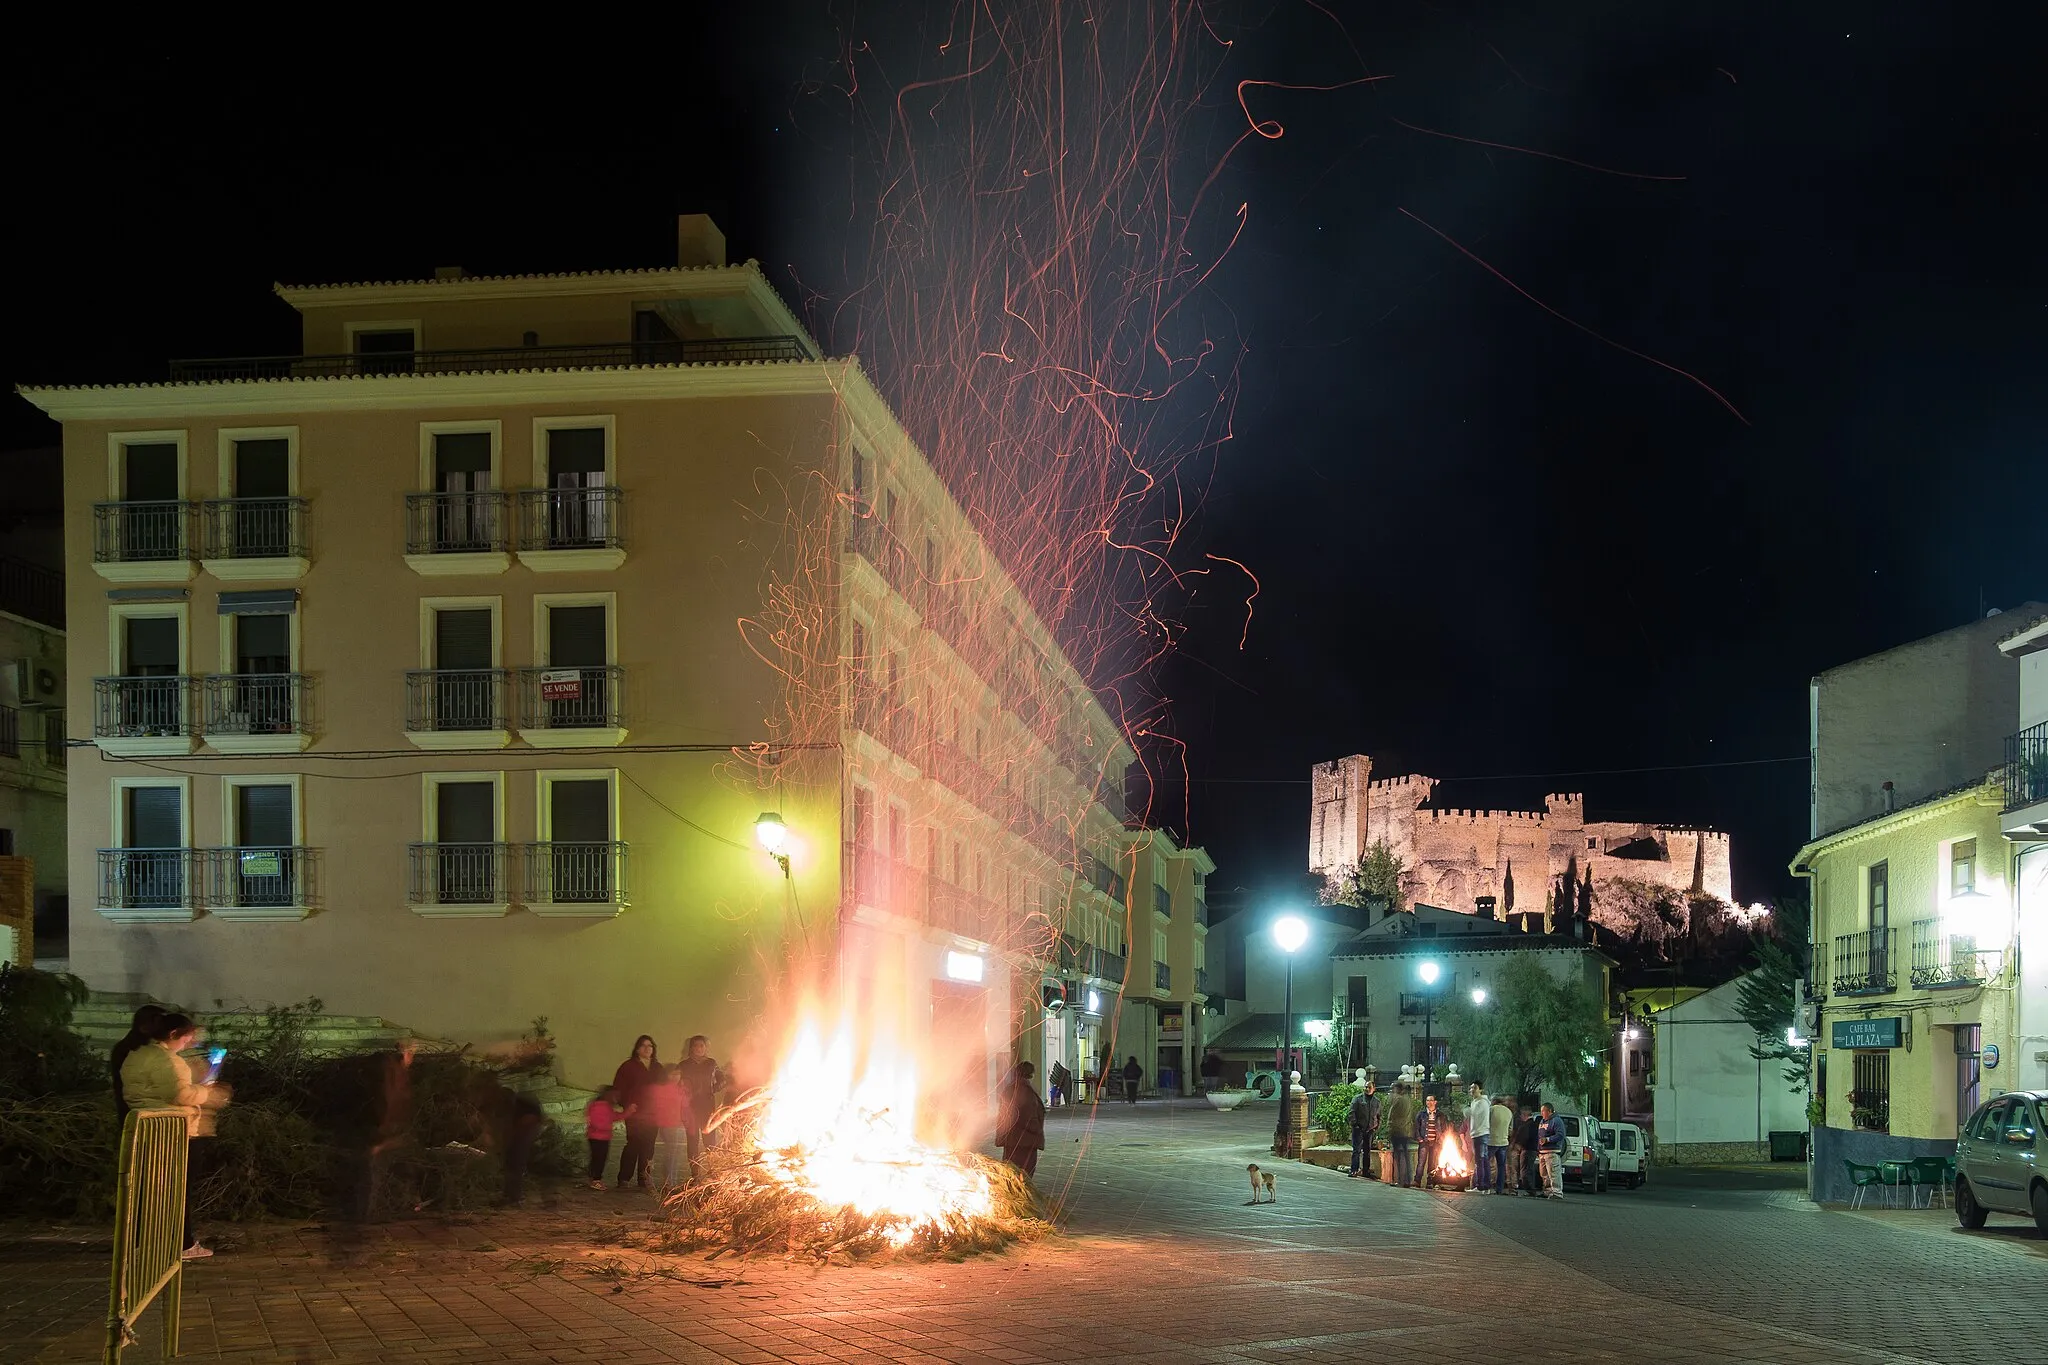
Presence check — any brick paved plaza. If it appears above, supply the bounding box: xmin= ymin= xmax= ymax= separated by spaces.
xmin=5 ymin=1102 xmax=2041 ymax=1364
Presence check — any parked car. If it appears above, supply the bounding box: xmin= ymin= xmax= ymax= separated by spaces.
xmin=1598 ymin=1120 xmax=1648 ymax=1188
xmin=1556 ymin=1113 xmax=1608 ymax=1191
xmin=1955 ymin=1090 xmax=2047 ymax=1234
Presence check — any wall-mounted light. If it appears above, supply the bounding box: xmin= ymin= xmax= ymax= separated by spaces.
xmin=1470 ymin=988 xmax=1488 ymax=1006
xmin=1086 ymin=990 xmax=1102 ymax=1014
xmin=754 ymin=811 xmax=791 ymax=876
xmin=1303 ymin=1018 xmax=1333 ymax=1041
xmin=945 ymin=950 xmax=985 ymax=983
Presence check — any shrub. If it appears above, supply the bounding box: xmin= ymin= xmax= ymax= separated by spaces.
xmin=191 ymin=1099 xmax=331 ymax=1221
xmin=1313 ymin=1082 xmax=1361 ymax=1145
xmin=0 ymin=966 xmax=101 ymax=1099
xmin=0 ymin=1093 xmax=120 ymax=1219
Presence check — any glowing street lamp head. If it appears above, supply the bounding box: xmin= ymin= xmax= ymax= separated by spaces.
xmin=1417 ymin=960 xmax=1442 ymax=986
xmin=1273 ymin=915 xmax=1309 ymax=954
xmin=754 ymin=811 xmax=790 ymax=854
xmin=1470 ymin=988 xmax=1487 ymax=1006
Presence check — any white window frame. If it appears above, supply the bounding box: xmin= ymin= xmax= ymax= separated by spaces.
xmin=535 ymin=767 xmax=622 ymax=842
xmin=423 ymin=771 xmax=506 ymax=842
xmin=220 ymin=772 xmax=305 ymax=848
xmin=347 ymin=318 xmax=424 ymax=357
xmin=105 ymin=429 xmax=188 ymax=500
xmin=215 ymin=426 xmax=300 ymax=498
xmin=531 ymin=591 xmax=617 ymax=667
xmin=417 ymin=420 xmax=503 ymax=492
xmin=108 ymin=601 xmax=189 ymax=676
xmin=217 ymin=607 xmax=300 ymax=675
xmin=530 ymin=414 xmax=616 ymax=487
xmin=110 ymin=775 xmax=191 ymax=849
xmin=419 ymin=596 xmax=503 ymax=670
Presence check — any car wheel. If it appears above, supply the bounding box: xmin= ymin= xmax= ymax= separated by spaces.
xmin=1632 ymin=1173 xmax=1645 ymax=1189
xmin=1956 ymin=1179 xmax=1989 ymax=1230
xmin=2032 ymin=1182 xmax=2048 ymax=1237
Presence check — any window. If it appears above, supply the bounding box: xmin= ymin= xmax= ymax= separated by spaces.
xmin=416 ymin=773 xmax=505 ymax=911
xmin=410 ymin=423 xmax=505 ymax=565
xmin=1967 ymin=1098 xmax=2008 ymax=1142
xmin=528 ymin=417 xmax=617 ymax=553
xmin=349 ymin=323 xmax=419 ymax=374
xmin=1949 ymin=838 xmax=1977 ymax=897
xmin=533 ymin=770 xmax=623 ymax=909
xmin=1346 ymin=976 xmax=1369 ymax=1018
xmin=413 ymin=598 xmax=503 ymax=736
xmin=217 ymin=775 xmax=303 ymax=913
xmin=209 ymin=599 xmax=300 ymax=744
xmin=211 ymin=428 xmax=300 ymax=563
xmin=103 ymin=778 xmax=192 ymax=915
xmin=102 ymin=604 xmax=189 ymax=742
xmin=1867 ymin=861 xmax=1888 ymax=931
xmin=530 ymin=594 xmax=618 ymax=733
xmin=1850 ymin=1049 xmax=1890 ymax=1132
xmin=98 ymin=431 xmax=190 ymax=567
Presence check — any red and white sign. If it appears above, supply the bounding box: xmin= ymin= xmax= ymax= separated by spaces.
xmin=539 ymin=669 xmax=583 ymax=701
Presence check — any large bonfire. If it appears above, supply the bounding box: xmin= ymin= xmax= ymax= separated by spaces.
xmin=661 ymin=1019 xmax=1047 ymax=1262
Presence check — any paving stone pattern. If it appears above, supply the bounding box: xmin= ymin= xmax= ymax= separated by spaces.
xmin=3 ymin=1102 xmax=2040 ymax=1364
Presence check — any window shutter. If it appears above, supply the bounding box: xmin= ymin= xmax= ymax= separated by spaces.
xmin=123 ymin=444 xmax=178 ymax=501
xmin=434 ymin=609 xmax=493 ymax=669
xmin=546 ymin=427 xmax=606 ymax=481
xmin=124 ymin=617 xmax=180 ymax=672
xmin=547 ymin=605 xmax=606 ymax=666
xmin=236 ymin=614 xmax=291 ymax=673
xmin=126 ymin=787 xmax=182 ymax=847
xmin=233 ymin=439 xmax=291 ymax=498
xmin=548 ymin=779 xmax=610 ymax=842
xmin=236 ymin=784 xmax=294 ymax=847
xmin=436 ymin=782 xmax=496 ymax=843
xmin=433 ymin=432 xmax=492 ymax=481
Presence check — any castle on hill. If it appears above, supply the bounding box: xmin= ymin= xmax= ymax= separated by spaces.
xmin=1309 ymin=754 xmax=1733 ymax=917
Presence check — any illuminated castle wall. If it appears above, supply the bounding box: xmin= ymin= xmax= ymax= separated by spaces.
xmin=1309 ymin=754 xmax=1733 ymax=915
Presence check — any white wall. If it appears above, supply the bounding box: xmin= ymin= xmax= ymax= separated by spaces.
xmin=1651 ymin=971 xmax=1807 ymax=1145
xmin=1242 ymin=913 xmax=1350 ymax=1015
xmin=2015 ymin=844 xmax=2048 ymax=1094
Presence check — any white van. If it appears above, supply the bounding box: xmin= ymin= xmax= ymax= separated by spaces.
xmin=1598 ymin=1120 xmax=1648 ymax=1188
xmin=1556 ymin=1114 xmax=1608 ymax=1191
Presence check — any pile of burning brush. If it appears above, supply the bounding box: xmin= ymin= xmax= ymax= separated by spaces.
xmin=654 ymin=1026 xmax=1048 ymax=1263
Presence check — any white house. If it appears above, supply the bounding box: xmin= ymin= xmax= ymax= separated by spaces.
xmin=1648 ymin=969 xmax=1808 ymax=1163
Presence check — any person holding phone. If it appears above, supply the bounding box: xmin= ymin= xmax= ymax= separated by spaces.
xmin=119 ymin=1012 xmax=231 ymax=1260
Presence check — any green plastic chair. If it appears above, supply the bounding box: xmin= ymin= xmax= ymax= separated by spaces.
xmin=1910 ymin=1155 xmax=1953 ymax=1209
xmin=1844 ymin=1161 xmax=1887 ymax=1209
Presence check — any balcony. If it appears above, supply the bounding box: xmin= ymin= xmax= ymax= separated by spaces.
xmin=847 ymin=516 xmax=920 ymax=605
xmin=408 ymin=843 xmax=511 ymax=918
xmin=521 ymin=841 xmax=627 ymax=917
xmin=0 ymin=706 xmax=15 ymax=760
xmin=928 ymin=877 xmax=997 ymax=942
xmin=167 ymin=335 xmax=811 ymax=382
xmin=1194 ymin=897 xmax=1208 ymax=927
xmin=405 ymin=491 xmax=511 ymax=575
xmin=42 ymin=711 xmax=65 ymax=767
xmin=519 ymin=487 xmax=624 ymax=570
xmin=405 ymin=670 xmax=510 ymax=749
xmin=1057 ymin=933 xmax=1127 ymax=985
xmin=92 ymin=676 xmax=196 ymax=756
xmin=200 ymin=846 xmax=312 ymax=922
xmin=2004 ymin=720 xmax=2048 ymax=837
xmin=1910 ymin=918 xmax=1990 ymax=989
xmin=201 ymin=673 xmax=310 ymax=754
xmin=200 ymin=497 xmax=309 ymax=579
xmin=1832 ymin=928 xmax=1899 ymax=996
xmin=95 ymin=848 xmax=197 ymax=923
xmin=515 ymin=666 xmax=626 ymax=747
xmin=91 ymin=501 xmax=196 ymax=583
xmin=1195 ymin=966 xmax=1212 ymax=996
xmin=1153 ymin=960 xmax=1172 ymax=992
xmin=0 ymin=554 xmax=63 ymax=628
xmin=1153 ymin=884 xmax=1172 ymax=918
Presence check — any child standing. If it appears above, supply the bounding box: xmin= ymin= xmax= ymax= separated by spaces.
xmin=644 ymin=1065 xmax=688 ymax=1189
xmin=585 ymin=1087 xmax=621 ymax=1190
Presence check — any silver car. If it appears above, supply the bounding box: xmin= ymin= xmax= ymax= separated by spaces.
xmin=1955 ymin=1090 xmax=2047 ymax=1234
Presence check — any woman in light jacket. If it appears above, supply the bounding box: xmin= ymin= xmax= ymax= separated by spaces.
xmin=119 ymin=1012 xmax=231 ymax=1260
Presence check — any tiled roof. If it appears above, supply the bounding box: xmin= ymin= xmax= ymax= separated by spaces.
xmin=274 ymin=260 xmax=746 ymax=294
xmin=16 ymin=354 xmax=820 ymax=396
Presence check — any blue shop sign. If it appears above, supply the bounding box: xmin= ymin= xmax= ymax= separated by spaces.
xmin=1831 ymin=1016 xmax=1903 ymax=1049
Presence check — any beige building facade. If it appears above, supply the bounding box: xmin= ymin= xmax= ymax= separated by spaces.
xmin=25 ymin=219 xmax=1139 ymax=1112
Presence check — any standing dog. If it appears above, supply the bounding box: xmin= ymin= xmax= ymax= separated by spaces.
xmin=1246 ymin=1163 xmax=1277 ymax=1204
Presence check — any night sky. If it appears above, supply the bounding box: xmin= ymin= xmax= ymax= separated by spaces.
xmin=5 ymin=5 xmax=2043 ymax=909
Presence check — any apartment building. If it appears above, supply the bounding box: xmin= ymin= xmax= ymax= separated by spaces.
xmin=0 ymin=555 xmax=68 ymax=965
xmin=22 ymin=217 xmax=1139 ymax=1101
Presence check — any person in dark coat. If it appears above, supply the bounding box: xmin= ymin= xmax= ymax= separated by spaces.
xmin=672 ymin=1034 xmax=723 ymax=1181
xmin=1121 ymin=1055 xmax=1144 ymax=1104
xmin=501 ymin=1092 xmax=545 ymax=1207
xmin=611 ymin=1035 xmax=660 ymax=1190
xmin=1415 ymin=1093 xmax=1446 ymax=1190
xmin=110 ymin=1004 xmax=167 ymax=1126
xmin=1513 ymin=1104 xmax=1542 ymax=1195
xmin=1347 ymin=1082 xmax=1381 ymax=1178
xmin=995 ymin=1062 xmax=1048 ymax=1178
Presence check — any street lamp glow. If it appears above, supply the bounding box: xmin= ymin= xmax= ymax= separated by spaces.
xmin=1470 ymin=988 xmax=1487 ymax=1005
xmin=754 ymin=811 xmax=789 ymax=854
xmin=1273 ymin=915 xmax=1309 ymax=954
xmin=1303 ymin=1018 xmax=1332 ymax=1041
xmin=1417 ymin=960 xmax=1441 ymax=985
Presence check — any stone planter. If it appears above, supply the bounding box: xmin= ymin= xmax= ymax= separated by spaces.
xmin=1207 ymin=1090 xmax=1249 ymax=1111
xmin=1377 ymin=1148 xmax=1394 ymax=1183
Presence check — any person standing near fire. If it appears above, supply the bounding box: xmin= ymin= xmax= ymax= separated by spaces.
xmin=674 ymin=1034 xmax=723 ymax=1180
xmin=1487 ymin=1094 xmax=1514 ymax=1195
xmin=611 ymin=1035 xmax=660 ymax=1190
xmin=1464 ymin=1083 xmax=1493 ymax=1194
xmin=1415 ymin=1092 xmax=1446 ymax=1190
xmin=995 ymin=1061 xmax=1047 ymax=1177
xmin=1385 ymin=1082 xmax=1416 ymax=1187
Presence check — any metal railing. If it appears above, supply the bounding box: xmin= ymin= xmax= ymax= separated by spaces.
xmin=405 ymin=669 xmax=508 ymax=732
xmin=1194 ymin=898 xmax=1208 ymax=927
xmin=847 ymin=844 xmax=923 ymax=918
xmin=1056 ymin=932 xmax=1127 ymax=984
xmin=1195 ymin=966 xmax=1211 ymax=995
xmin=2006 ymin=720 xmax=2048 ymax=812
xmin=518 ymin=486 xmax=623 ymax=552
xmin=1832 ymin=927 xmax=1899 ymax=995
xmin=200 ymin=497 xmax=307 ymax=560
xmin=96 ymin=849 xmax=196 ymax=912
xmin=201 ymin=673 xmax=305 ymax=737
xmin=1910 ymin=918 xmax=1988 ymax=988
xmin=200 ymin=846 xmax=308 ymax=910
xmin=1154 ymin=884 xmax=1172 ymax=917
xmin=43 ymin=709 xmax=66 ymax=766
xmin=516 ymin=665 xmax=624 ymax=730
xmin=0 ymin=553 xmax=63 ymax=626
xmin=522 ymin=840 xmax=627 ymax=907
xmin=93 ymin=677 xmax=193 ymax=739
xmin=93 ymin=501 xmax=194 ymax=564
xmin=106 ymin=1109 xmax=189 ymax=1361
xmin=0 ymin=705 xmax=16 ymax=759
xmin=1154 ymin=960 xmax=1171 ymax=991
xmin=928 ymin=877 xmax=996 ymax=939
xmin=408 ymin=842 xmax=510 ymax=907
xmin=406 ymin=490 xmax=509 ymax=555
xmin=167 ymin=335 xmax=811 ymax=381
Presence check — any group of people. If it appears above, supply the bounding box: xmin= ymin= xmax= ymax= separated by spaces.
xmin=1347 ymin=1080 xmax=1572 ymax=1199
xmin=592 ymin=1033 xmax=723 ymax=1192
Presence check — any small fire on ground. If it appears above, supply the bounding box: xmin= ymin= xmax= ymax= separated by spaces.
xmin=1434 ymin=1130 xmax=1472 ymax=1185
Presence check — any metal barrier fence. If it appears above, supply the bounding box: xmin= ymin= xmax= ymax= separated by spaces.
xmin=105 ymin=1108 xmax=188 ymax=1361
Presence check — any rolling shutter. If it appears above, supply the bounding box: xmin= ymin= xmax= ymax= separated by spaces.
xmin=548 ymin=779 xmax=609 ymax=842
xmin=436 ymin=782 xmax=495 ymax=843
xmin=236 ymin=784 xmax=293 ymax=847
xmin=547 ymin=605 xmax=606 ymax=667
xmin=125 ymin=787 xmax=181 ymax=848
xmin=434 ymin=609 xmax=493 ymax=669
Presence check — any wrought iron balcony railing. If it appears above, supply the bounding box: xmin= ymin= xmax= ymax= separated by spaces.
xmin=522 ymin=841 xmax=627 ymax=907
xmin=42 ymin=710 xmax=65 ymax=767
xmin=406 ymin=490 xmax=509 ymax=555
xmin=0 ymin=705 xmax=16 ymax=759
xmin=846 ymin=844 xmax=924 ymax=919
xmin=93 ymin=501 xmax=195 ymax=564
xmin=200 ymin=846 xmax=309 ymax=910
xmin=518 ymin=486 xmax=622 ymax=552
xmin=201 ymin=673 xmax=306 ymax=737
xmin=1154 ymin=884 xmax=1172 ymax=917
xmin=2006 ymin=720 xmax=2048 ymax=812
xmin=167 ymin=335 xmax=810 ymax=382
xmin=96 ymin=848 xmax=196 ymax=911
xmin=928 ymin=878 xmax=997 ymax=940
xmin=516 ymin=666 xmax=624 ymax=731
xmin=93 ymin=676 xmax=193 ymax=738
xmin=405 ymin=669 xmax=508 ymax=733
xmin=1154 ymin=960 xmax=1171 ymax=991
xmin=408 ymin=843 xmax=510 ymax=907
xmin=201 ymin=497 xmax=308 ymax=561
xmin=1910 ymin=918 xmax=1989 ymax=989
xmin=1832 ymin=927 xmax=1899 ymax=996
xmin=0 ymin=553 xmax=63 ymax=627
xmin=1195 ymin=966 xmax=1212 ymax=995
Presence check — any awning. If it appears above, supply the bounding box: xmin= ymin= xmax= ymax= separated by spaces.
xmin=217 ymin=590 xmax=299 ymax=615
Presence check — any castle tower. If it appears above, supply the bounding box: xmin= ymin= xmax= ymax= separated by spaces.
xmin=1309 ymin=755 xmax=1372 ymax=875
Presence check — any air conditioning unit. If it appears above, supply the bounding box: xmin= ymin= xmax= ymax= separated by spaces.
xmin=9 ymin=661 xmax=58 ymax=706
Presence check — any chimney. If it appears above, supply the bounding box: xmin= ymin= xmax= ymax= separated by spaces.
xmin=1882 ymin=780 xmax=1896 ymax=814
xmin=434 ymin=265 xmax=466 ymax=280
xmin=676 ymin=214 xmax=727 ymax=269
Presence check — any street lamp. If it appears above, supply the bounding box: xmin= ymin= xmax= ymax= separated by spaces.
xmin=754 ymin=811 xmax=791 ymax=877
xmin=1417 ymin=959 xmax=1443 ymax=1090
xmin=1273 ymin=914 xmax=1309 ymax=1155
xmin=1470 ymin=988 xmax=1488 ymax=1006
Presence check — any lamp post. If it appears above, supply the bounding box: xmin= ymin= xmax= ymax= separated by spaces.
xmin=754 ymin=811 xmax=792 ymax=877
xmin=1273 ymin=915 xmax=1309 ymax=1155
xmin=1417 ymin=959 xmax=1443 ymax=1092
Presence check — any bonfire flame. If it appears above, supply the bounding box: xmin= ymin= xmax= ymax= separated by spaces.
xmin=1435 ymin=1130 xmax=1472 ymax=1182
xmin=750 ymin=1021 xmax=997 ymax=1245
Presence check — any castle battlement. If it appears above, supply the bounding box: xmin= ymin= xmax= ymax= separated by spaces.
xmin=1367 ymin=773 xmax=1434 ymax=791
xmin=1427 ymin=806 xmax=1547 ymax=823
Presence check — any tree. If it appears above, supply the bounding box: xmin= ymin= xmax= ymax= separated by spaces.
xmin=1433 ymin=954 xmax=1609 ymax=1110
xmin=1735 ymin=889 xmax=1811 ymax=1090
xmin=1322 ymin=838 xmax=1407 ymax=910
